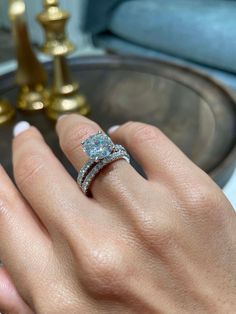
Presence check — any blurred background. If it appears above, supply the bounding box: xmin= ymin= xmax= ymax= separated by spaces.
xmin=0 ymin=0 xmax=235 ymax=207
xmin=0 ymin=0 xmax=100 ymax=73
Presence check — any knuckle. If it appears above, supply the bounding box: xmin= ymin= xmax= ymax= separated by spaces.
xmin=135 ymin=214 xmax=176 ymax=253
xmin=14 ymin=153 xmax=44 ymax=186
xmin=181 ymin=181 xmax=227 ymax=223
xmin=186 ymin=183 xmax=217 ymax=210
xmin=82 ymin=242 xmax=130 ymax=296
xmin=60 ymin=123 xmax=98 ymax=154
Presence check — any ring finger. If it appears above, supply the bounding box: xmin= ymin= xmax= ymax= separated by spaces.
xmin=56 ymin=114 xmax=147 ymax=206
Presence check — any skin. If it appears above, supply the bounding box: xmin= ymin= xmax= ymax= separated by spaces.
xmin=0 ymin=113 xmax=235 ymax=313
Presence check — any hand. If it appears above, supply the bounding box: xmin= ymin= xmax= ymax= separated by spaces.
xmin=0 ymin=114 xmax=235 ymax=313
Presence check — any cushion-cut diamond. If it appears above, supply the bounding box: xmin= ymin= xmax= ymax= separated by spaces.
xmin=82 ymin=132 xmax=114 ymax=160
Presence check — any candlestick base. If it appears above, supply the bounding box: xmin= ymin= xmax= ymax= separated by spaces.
xmin=46 ymin=84 xmax=90 ymax=120
xmin=45 ymin=55 xmax=90 ymax=120
xmin=17 ymin=85 xmax=49 ymax=111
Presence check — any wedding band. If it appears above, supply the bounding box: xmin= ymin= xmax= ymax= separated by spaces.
xmin=77 ymin=144 xmax=127 ymax=186
xmin=77 ymin=131 xmax=130 ymax=195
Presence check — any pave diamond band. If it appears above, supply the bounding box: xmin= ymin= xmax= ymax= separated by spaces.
xmin=77 ymin=144 xmax=127 ymax=186
xmin=77 ymin=131 xmax=130 ymax=195
xmin=81 ymin=150 xmax=130 ymax=194
xmin=77 ymin=158 xmax=97 ymax=187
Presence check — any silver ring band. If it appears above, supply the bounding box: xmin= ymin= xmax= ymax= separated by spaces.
xmin=77 ymin=144 xmax=126 ymax=187
xmin=81 ymin=150 xmax=130 ymax=195
xmin=77 ymin=131 xmax=130 ymax=195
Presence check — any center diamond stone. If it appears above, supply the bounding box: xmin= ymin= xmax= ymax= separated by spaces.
xmin=82 ymin=132 xmax=114 ymax=160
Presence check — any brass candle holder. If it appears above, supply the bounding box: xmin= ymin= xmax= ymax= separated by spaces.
xmin=8 ymin=0 xmax=48 ymax=111
xmin=37 ymin=0 xmax=90 ymax=120
xmin=0 ymin=99 xmax=15 ymax=124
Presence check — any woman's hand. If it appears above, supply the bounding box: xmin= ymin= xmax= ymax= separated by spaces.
xmin=0 ymin=114 xmax=235 ymax=313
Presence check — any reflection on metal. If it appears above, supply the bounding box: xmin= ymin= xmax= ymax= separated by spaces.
xmin=8 ymin=0 xmax=48 ymax=111
xmin=37 ymin=0 xmax=90 ymax=120
xmin=0 ymin=99 xmax=15 ymax=124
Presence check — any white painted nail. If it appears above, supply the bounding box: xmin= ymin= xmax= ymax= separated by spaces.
xmin=13 ymin=121 xmax=30 ymax=137
xmin=108 ymin=125 xmax=120 ymax=134
xmin=58 ymin=114 xmax=68 ymax=121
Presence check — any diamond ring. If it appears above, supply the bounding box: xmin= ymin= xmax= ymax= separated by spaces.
xmin=77 ymin=131 xmax=130 ymax=195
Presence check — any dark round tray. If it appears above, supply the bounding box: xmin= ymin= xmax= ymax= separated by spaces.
xmin=0 ymin=55 xmax=236 ymax=187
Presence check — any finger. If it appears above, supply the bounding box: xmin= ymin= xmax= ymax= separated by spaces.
xmin=108 ymin=121 xmax=210 ymax=186
xmin=12 ymin=121 xmax=137 ymax=285
xmin=0 ymin=265 xmax=33 ymax=313
xmin=0 ymin=165 xmax=50 ymax=301
xmin=12 ymin=122 xmax=97 ymax=237
xmin=56 ymin=114 xmax=146 ymax=204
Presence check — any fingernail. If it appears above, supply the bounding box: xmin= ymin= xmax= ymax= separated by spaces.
xmin=13 ymin=121 xmax=30 ymax=137
xmin=58 ymin=114 xmax=68 ymax=121
xmin=108 ymin=125 xmax=120 ymax=134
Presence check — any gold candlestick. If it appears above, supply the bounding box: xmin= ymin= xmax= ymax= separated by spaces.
xmin=0 ymin=99 xmax=15 ymax=124
xmin=8 ymin=0 xmax=48 ymax=111
xmin=37 ymin=0 xmax=90 ymax=120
